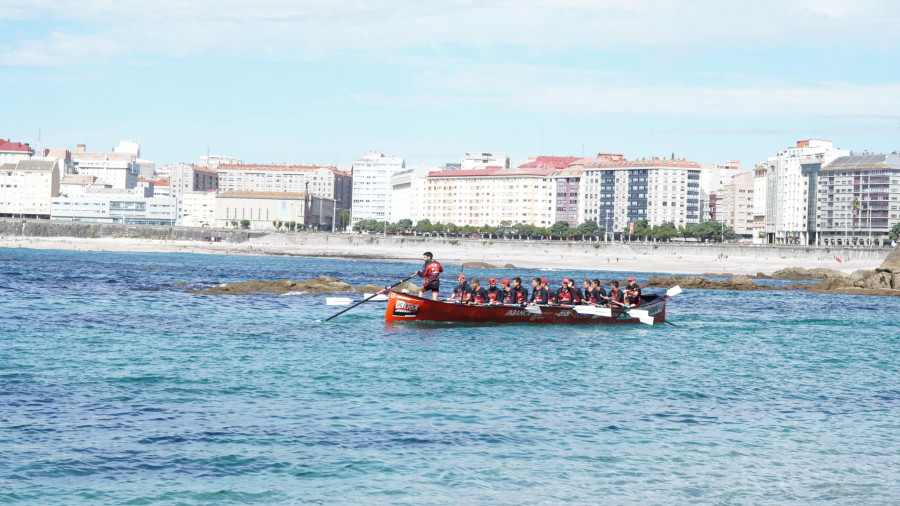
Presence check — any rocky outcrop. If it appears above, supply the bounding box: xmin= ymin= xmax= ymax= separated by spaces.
xmin=879 ymin=242 xmax=900 ymax=271
xmin=649 ymin=268 xmax=900 ymax=297
xmin=770 ymin=267 xmax=849 ymax=280
xmin=503 ymin=263 xmax=516 ymax=269
xmin=461 ymin=261 xmax=497 ymax=268
xmin=190 ymin=276 xmax=390 ymax=295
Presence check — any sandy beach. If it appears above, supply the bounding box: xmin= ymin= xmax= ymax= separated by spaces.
xmin=0 ymin=233 xmax=891 ymax=276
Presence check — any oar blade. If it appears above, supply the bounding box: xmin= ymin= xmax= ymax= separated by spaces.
xmin=525 ymin=304 xmax=542 ymax=314
xmin=666 ymin=285 xmax=683 ymax=297
xmin=326 ymin=297 xmax=354 ymax=306
xmin=629 ymin=309 xmax=654 ymax=325
xmin=362 ymin=293 xmax=389 ymax=301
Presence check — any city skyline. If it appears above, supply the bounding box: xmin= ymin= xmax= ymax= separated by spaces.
xmin=3 ymin=1 xmax=899 ymax=167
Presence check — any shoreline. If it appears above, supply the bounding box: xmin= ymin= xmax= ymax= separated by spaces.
xmin=0 ymin=234 xmax=890 ymax=276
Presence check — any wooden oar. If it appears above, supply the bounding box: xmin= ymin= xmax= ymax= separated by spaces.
xmin=325 ymin=274 xmax=416 ymax=322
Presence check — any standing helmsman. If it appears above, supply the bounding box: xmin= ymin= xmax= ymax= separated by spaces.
xmin=416 ymin=251 xmax=443 ymax=300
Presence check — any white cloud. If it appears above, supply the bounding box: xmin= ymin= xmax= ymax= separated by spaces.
xmin=3 ymin=0 xmax=899 ymax=66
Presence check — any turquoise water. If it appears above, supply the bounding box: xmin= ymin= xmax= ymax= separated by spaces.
xmin=1 ymin=248 xmax=898 ymax=504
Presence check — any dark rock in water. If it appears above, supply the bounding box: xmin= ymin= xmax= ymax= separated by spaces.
xmin=504 ymin=263 xmax=516 ymax=269
xmin=462 ymin=261 xmax=497 ymax=269
xmin=647 ymin=275 xmax=764 ymax=291
xmin=175 ymin=282 xmax=187 ymax=286
xmin=770 ymin=267 xmax=848 ymax=280
xmin=755 ymin=272 xmax=772 ymax=279
xmin=353 ymin=283 xmax=384 ymax=293
xmin=190 ymin=276 xmax=351 ymax=295
xmin=143 ymin=266 xmax=157 ymax=270
xmin=701 ymin=272 xmax=733 ymax=277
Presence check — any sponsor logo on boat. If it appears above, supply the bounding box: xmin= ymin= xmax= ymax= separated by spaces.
xmin=392 ymin=300 xmax=419 ymax=317
xmin=504 ymin=309 xmax=530 ymax=317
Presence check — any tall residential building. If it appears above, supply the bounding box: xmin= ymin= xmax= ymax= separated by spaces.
xmin=181 ymin=190 xmax=218 ymax=228
xmin=351 ymin=152 xmax=404 ymax=226
xmin=0 ymin=139 xmax=35 ymax=164
xmin=390 ymin=165 xmax=434 ymax=223
xmin=0 ymin=159 xmax=60 ymax=218
xmin=761 ymin=139 xmax=847 ymax=244
xmin=699 ymin=160 xmax=742 ymax=222
xmin=752 ymin=163 xmax=768 ymax=243
xmin=816 ymin=152 xmax=900 ymax=246
xmin=715 ymin=171 xmax=755 ymax=239
xmin=70 ymin=144 xmax=140 ymax=189
xmin=168 ymin=163 xmax=219 ymax=195
xmin=218 ymin=163 xmax=351 ymax=210
xmin=461 ymin=152 xmax=510 ymax=171
xmin=550 ymin=166 xmax=584 ymax=225
xmin=580 ymin=156 xmax=702 ymax=235
xmin=422 ymin=167 xmax=555 ymax=227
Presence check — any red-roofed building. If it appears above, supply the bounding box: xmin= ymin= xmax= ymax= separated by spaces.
xmin=423 ymin=167 xmax=556 ymax=227
xmin=518 ymin=156 xmax=582 ymax=170
xmin=1 ymin=139 xmax=35 ymax=164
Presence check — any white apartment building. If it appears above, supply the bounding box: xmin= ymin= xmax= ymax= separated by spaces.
xmin=0 ymin=139 xmax=35 ymax=165
xmin=580 ymin=157 xmax=702 ymax=235
xmin=182 ymin=190 xmax=217 ymax=228
xmin=752 ymin=163 xmax=768 ymax=244
xmin=0 ymin=159 xmax=60 ymax=218
xmin=715 ymin=171 xmax=755 ymax=239
xmin=390 ymin=165 xmax=434 ymax=223
xmin=761 ymin=139 xmax=848 ymax=244
xmin=70 ymin=144 xmax=140 ymax=189
xmin=214 ymin=191 xmax=335 ymax=231
xmin=816 ymin=152 xmax=900 ymax=246
xmin=423 ymin=167 xmax=555 ymax=227
xmin=550 ymin=166 xmax=584 ymax=225
xmin=51 ymin=187 xmax=179 ymax=225
xmin=351 ymin=152 xmax=405 ymax=226
xmin=168 ymin=163 xmax=219 ymax=195
xmin=461 ymin=152 xmax=510 ymax=171
xmin=218 ymin=164 xmax=351 ymax=210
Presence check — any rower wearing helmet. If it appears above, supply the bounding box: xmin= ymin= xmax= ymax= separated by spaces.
xmin=624 ymin=276 xmax=642 ymax=306
xmin=499 ymin=279 xmax=515 ymax=304
xmin=447 ymin=273 xmax=471 ymax=303
xmin=485 ymin=277 xmax=503 ymax=304
xmin=556 ymin=278 xmax=576 ymax=306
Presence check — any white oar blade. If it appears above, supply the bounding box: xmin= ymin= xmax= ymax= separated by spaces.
xmin=628 ymin=309 xmax=653 ymax=325
xmin=326 ymin=297 xmax=354 ymax=306
xmin=574 ymin=306 xmax=598 ymax=314
xmin=596 ymin=307 xmax=612 ymax=317
xmin=666 ymin=285 xmax=683 ymax=297
xmin=362 ymin=293 xmax=389 ymax=301
xmin=525 ymin=304 xmax=542 ymax=314
xmin=638 ymin=315 xmax=655 ymax=325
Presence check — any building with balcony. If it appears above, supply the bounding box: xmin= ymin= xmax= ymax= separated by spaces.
xmin=168 ymin=163 xmax=219 ymax=195
xmin=70 ymin=144 xmax=140 ymax=189
xmin=0 ymin=159 xmax=60 ymax=218
xmin=580 ymin=156 xmax=702 ymax=236
xmin=816 ymin=152 xmax=900 ymax=246
xmin=422 ymin=166 xmax=555 ymax=227
xmin=461 ymin=152 xmax=510 ymax=171
xmin=51 ymin=186 xmax=179 ymax=225
xmin=390 ymin=165 xmax=434 ymax=223
xmin=351 ymin=152 xmax=404 ymax=227
xmin=218 ymin=163 xmax=351 ymax=210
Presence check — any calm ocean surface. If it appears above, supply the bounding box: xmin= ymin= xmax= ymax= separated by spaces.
xmin=1 ymin=247 xmax=898 ymax=504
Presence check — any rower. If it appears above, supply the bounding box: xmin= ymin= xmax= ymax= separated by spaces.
xmin=624 ymin=276 xmax=642 ymax=306
xmin=415 ymin=251 xmax=443 ymax=300
xmin=570 ymin=279 xmax=585 ymax=304
xmin=447 ymin=273 xmax=471 ymax=303
xmin=590 ymin=279 xmax=608 ymax=305
xmin=606 ymin=280 xmax=625 ymax=307
xmin=556 ymin=278 xmax=575 ymax=306
xmin=541 ymin=278 xmax=558 ymax=305
xmin=468 ymin=278 xmax=488 ymax=305
xmin=485 ymin=278 xmax=502 ymax=305
xmin=529 ymin=277 xmax=549 ymax=305
xmin=511 ymin=277 xmax=528 ymax=305
xmin=499 ymin=279 xmax=515 ymax=304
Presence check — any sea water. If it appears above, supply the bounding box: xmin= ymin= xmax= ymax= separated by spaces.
xmin=1 ymin=248 xmax=898 ymax=504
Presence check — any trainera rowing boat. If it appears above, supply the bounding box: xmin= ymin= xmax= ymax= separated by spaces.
xmin=385 ymin=288 xmax=676 ymax=325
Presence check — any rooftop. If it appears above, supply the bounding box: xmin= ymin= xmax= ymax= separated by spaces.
xmin=584 ymin=156 xmax=700 ymax=169
xmin=518 ymin=156 xmax=582 ymax=170
xmin=822 ymin=152 xmax=900 ymax=171
xmin=218 ymin=191 xmax=306 ymax=199
xmin=0 ymin=139 xmax=34 ymax=154
xmin=427 ymin=166 xmax=557 ymax=179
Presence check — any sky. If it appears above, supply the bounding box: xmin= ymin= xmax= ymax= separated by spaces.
xmin=2 ymin=0 xmax=899 ymax=168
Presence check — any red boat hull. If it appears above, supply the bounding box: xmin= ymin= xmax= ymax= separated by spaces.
xmin=385 ymin=291 xmax=667 ymax=325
